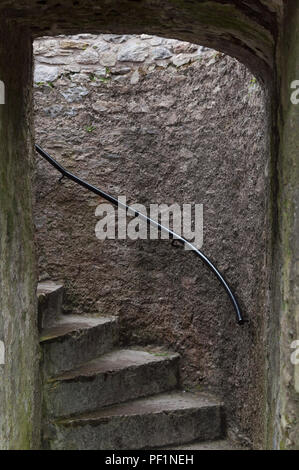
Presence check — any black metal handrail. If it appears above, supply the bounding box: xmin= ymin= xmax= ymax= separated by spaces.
xmin=35 ymin=144 xmax=246 ymax=325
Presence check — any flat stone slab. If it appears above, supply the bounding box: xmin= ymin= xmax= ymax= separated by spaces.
xmin=63 ymin=390 xmax=222 ymax=422
xmin=45 ymin=348 xmax=179 ymax=417
xmin=40 ymin=314 xmax=117 ymax=342
xmin=37 ymin=281 xmax=63 ymax=296
xmin=37 ymin=281 xmax=64 ymax=329
xmin=52 ymin=348 xmax=179 ymax=381
xmin=40 ymin=315 xmax=119 ymax=376
xmin=162 ymin=439 xmax=248 ymax=450
xmin=49 ymin=391 xmax=223 ymax=450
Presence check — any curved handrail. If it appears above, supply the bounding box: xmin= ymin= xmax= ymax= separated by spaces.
xmin=35 ymin=144 xmax=246 ymax=325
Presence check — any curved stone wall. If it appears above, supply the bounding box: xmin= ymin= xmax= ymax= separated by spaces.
xmin=0 ymin=0 xmax=297 ymax=451
xmin=34 ymin=34 xmax=268 ymax=447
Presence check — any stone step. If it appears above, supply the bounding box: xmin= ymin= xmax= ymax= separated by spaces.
xmin=45 ymin=348 xmax=180 ymax=418
xmin=47 ymin=391 xmax=224 ymax=450
xmin=37 ymin=281 xmax=64 ymax=330
xmin=161 ymin=439 xmax=247 ymax=450
xmin=40 ymin=314 xmax=119 ymax=376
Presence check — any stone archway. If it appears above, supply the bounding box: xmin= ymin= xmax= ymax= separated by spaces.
xmin=0 ymin=0 xmax=298 ymax=450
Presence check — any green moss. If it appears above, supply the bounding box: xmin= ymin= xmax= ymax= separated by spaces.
xmin=0 ymin=23 xmax=40 ymax=450
xmin=280 ymin=440 xmax=286 ymax=450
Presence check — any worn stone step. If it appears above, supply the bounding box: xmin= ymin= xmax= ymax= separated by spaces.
xmin=45 ymin=348 xmax=180 ymax=418
xmin=37 ymin=281 xmax=64 ymax=330
xmin=161 ymin=439 xmax=247 ymax=450
xmin=47 ymin=391 xmax=224 ymax=450
xmin=40 ymin=314 xmax=119 ymax=375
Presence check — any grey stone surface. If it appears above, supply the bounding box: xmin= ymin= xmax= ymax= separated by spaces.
xmin=0 ymin=23 xmax=40 ymax=450
xmin=99 ymin=51 xmax=117 ymax=67
xmin=77 ymin=49 xmax=99 ymax=65
xmin=48 ymin=391 xmax=223 ymax=450
xmin=33 ymin=34 xmax=203 ymax=84
xmin=45 ymin=348 xmax=180 ymax=417
xmin=117 ymin=42 xmax=149 ymax=62
xmin=130 ymin=70 xmax=140 ymax=85
xmin=34 ymin=44 xmax=267 ymax=449
xmin=152 ymin=47 xmax=172 ymax=59
xmin=41 ymin=315 xmax=119 ymax=376
xmin=273 ymin=4 xmax=299 ymax=449
xmin=162 ymin=439 xmax=247 ymax=450
xmin=35 ymin=64 xmax=60 ymax=83
xmin=171 ymin=53 xmax=194 ymax=66
xmin=39 ymin=275 xmax=223 ymax=451
xmin=37 ymin=282 xmax=64 ymax=330
xmin=1 ymin=0 xmax=297 ymax=452
xmin=5 ymin=0 xmax=280 ymax=86
xmin=60 ymin=86 xmax=89 ymax=103
xmin=92 ymin=100 xmax=123 ymax=113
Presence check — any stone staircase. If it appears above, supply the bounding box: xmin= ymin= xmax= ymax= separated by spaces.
xmin=38 ymin=281 xmax=238 ymax=450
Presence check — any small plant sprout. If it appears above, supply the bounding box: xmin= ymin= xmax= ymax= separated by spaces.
xmin=85 ymin=124 xmax=96 ymax=133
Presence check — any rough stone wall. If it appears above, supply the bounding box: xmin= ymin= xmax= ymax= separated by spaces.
xmin=33 ymin=35 xmax=268 ymax=447
xmin=0 ymin=21 xmax=40 ymax=450
xmin=34 ymin=34 xmax=204 ymax=84
xmin=2 ymin=0 xmax=283 ymax=84
xmin=1 ymin=0 xmax=298 ymax=452
xmin=273 ymin=2 xmax=299 ymax=450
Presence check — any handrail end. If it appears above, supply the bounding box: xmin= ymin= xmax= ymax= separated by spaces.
xmin=238 ymin=318 xmax=249 ymax=326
